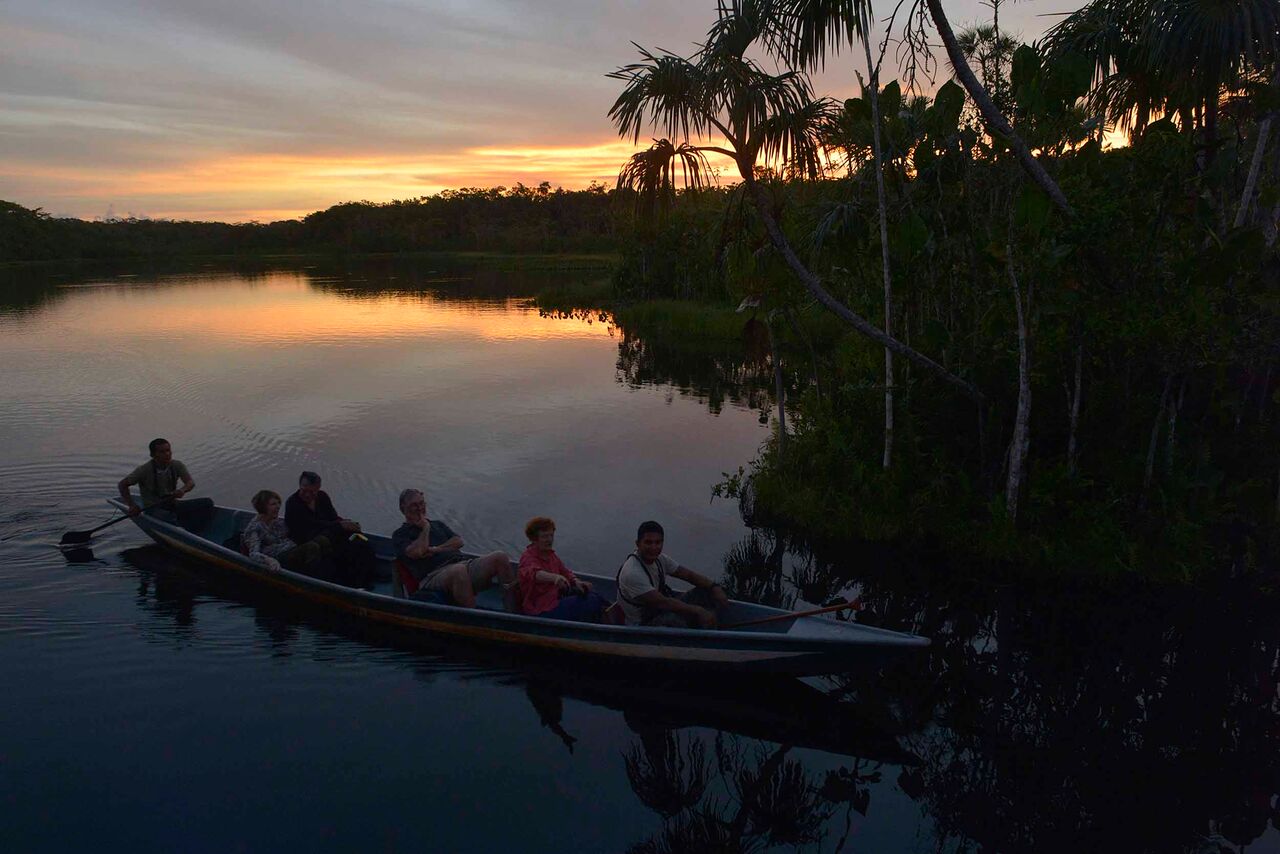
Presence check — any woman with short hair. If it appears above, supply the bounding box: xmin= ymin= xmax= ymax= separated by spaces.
xmin=517 ymin=517 xmax=607 ymax=622
xmin=241 ymin=489 xmax=332 ymax=577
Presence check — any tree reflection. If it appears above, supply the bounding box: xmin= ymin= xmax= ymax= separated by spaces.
xmin=623 ymin=724 xmax=836 ymax=854
xmin=727 ymin=526 xmax=1280 ymax=853
xmin=613 ymin=325 xmax=775 ymax=417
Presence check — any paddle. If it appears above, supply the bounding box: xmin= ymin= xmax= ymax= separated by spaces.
xmin=60 ymin=496 xmax=171 ymax=545
xmin=724 ymin=597 xmax=862 ymax=629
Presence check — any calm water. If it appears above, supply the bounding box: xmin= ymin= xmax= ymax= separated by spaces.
xmin=1 ymin=257 xmax=1278 ymax=853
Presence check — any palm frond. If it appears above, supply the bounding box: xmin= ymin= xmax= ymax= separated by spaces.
xmin=776 ymin=0 xmax=870 ymax=70
xmin=608 ymin=46 xmax=714 ymax=144
xmin=616 ymin=139 xmax=715 ymax=221
xmin=754 ymin=97 xmax=841 ymax=178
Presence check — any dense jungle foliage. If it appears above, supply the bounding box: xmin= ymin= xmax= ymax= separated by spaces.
xmin=0 ymin=182 xmax=620 ymax=261
xmin=599 ymin=0 xmax=1280 ymax=579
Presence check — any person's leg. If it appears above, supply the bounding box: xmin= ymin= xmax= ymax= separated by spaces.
xmin=424 ymin=562 xmax=476 ymax=607
xmin=646 ymin=610 xmax=690 ymax=628
xmin=280 ymin=542 xmax=322 ymax=573
xmin=467 ymin=552 xmax=518 ymax=611
xmin=645 ymin=589 xmax=716 ymax=629
xmin=681 ymin=588 xmax=716 ymax=610
xmin=468 ymin=552 xmax=516 ymax=589
xmin=540 ymin=591 xmax=608 ymax=623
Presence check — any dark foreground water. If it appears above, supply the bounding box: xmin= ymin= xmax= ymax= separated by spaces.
xmin=1 ymin=257 xmax=1277 ymax=853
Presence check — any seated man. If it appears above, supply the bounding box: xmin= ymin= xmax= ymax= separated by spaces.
xmin=391 ymin=489 xmax=516 ymax=609
xmin=616 ymin=520 xmax=729 ymax=628
xmin=117 ymin=438 xmax=215 ymax=531
xmin=284 ymin=470 xmax=376 ymax=588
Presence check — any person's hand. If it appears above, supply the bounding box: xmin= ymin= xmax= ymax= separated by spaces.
xmin=264 ymin=557 xmax=282 ymax=572
xmin=694 ymin=608 xmax=718 ymax=629
xmin=553 ymin=575 xmax=571 ymax=591
xmin=577 ymin=580 xmax=593 ymax=594
xmin=709 ymin=584 xmax=730 ymax=609
xmin=173 ymin=486 xmax=188 ymax=500
xmin=126 ymin=502 xmax=142 ymax=517
xmin=340 ymin=520 xmax=361 ymax=533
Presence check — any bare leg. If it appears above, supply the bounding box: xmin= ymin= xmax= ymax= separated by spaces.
xmin=472 ymin=551 xmax=518 ymax=611
xmin=442 ymin=563 xmax=477 ymax=608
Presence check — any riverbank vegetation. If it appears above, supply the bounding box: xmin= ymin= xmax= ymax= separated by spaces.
xmin=597 ymin=0 xmax=1280 ymax=579
xmin=1 ymin=183 xmax=621 ymax=262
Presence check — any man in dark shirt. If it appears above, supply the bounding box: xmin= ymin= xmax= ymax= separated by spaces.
xmin=284 ymin=471 xmax=376 ymax=588
xmin=391 ymin=488 xmax=516 ymax=609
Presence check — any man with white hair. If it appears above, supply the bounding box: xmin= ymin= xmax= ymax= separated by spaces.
xmin=391 ymin=488 xmax=516 ymax=609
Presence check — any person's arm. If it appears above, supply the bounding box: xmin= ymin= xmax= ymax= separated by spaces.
xmin=558 ymin=562 xmax=590 ymax=592
xmin=118 ymin=474 xmax=140 ymax=515
xmin=672 ymin=563 xmax=730 ymax=608
xmin=403 ymin=521 xmax=464 ymax=559
xmin=321 ymin=494 xmax=359 ymax=532
xmin=171 ymin=462 xmax=195 ymax=499
xmin=403 ymin=525 xmax=433 ymax=559
xmin=535 ymin=570 xmax=571 ymax=589
xmin=243 ymin=524 xmax=281 ymax=570
xmin=118 ymin=466 xmax=145 ymax=515
xmin=433 ymin=521 xmax=463 ymax=552
xmin=633 ymin=588 xmax=717 ymax=628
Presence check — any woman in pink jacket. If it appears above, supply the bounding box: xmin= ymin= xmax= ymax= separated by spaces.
xmin=518 ymin=517 xmax=607 ymax=622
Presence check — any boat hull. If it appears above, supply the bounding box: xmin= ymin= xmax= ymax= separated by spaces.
xmin=115 ymin=501 xmax=929 ymax=675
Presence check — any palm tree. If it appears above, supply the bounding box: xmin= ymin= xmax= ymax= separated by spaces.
xmin=1044 ymin=0 xmax=1280 ymax=155
xmin=608 ymin=21 xmax=984 ymax=402
xmin=956 ymin=23 xmax=1020 ymax=113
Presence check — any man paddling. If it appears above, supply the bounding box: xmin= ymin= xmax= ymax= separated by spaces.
xmin=616 ymin=520 xmax=729 ymax=628
xmin=392 ymin=489 xmax=517 ymax=610
xmin=117 ymin=438 xmax=215 ymax=531
xmin=284 ymin=470 xmax=376 ymax=588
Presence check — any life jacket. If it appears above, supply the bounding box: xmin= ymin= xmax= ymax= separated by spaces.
xmin=615 ymin=552 xmax=675 ymax=624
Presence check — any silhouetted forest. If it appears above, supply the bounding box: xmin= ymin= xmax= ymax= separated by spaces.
xmin=1 ymin=182 xmax=620 ymax=262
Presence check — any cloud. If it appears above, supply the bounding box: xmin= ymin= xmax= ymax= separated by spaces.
xmin=1 ymin=0 xmax=1086 ymax=221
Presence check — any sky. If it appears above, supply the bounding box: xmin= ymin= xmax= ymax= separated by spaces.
xmin=1 ymin=0 xmax=1083 ymax=223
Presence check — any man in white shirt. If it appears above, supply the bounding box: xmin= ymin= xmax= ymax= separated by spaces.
xmin=615 ymin=520 xmax=729 ymax=628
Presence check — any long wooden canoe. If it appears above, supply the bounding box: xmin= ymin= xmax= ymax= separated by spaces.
xmin=111 ymin=500 xmax=929 ymax=675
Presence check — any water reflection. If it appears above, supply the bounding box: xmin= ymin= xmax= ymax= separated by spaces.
xmin=6 ymin=256 xmax=1273 ymax=851
xmin=116 ymin=542 xmax=913 ymax=851
xmin=721 ymin=525 xmax=1280 ymax=853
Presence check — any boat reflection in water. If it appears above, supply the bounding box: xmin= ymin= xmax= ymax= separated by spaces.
xmin=120 ymin=543 xmax=922 ymax=852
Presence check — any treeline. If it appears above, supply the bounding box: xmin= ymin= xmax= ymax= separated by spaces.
xmin=1 ymin=183 xmax=622 ymax=262
xmin=600 ymin=0 xmax=1280 ymax=578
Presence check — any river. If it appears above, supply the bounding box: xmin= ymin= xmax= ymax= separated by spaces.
xmin=1 ymin=256 xmax=1277 ymax=853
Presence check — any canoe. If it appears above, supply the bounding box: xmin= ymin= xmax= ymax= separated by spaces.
xmin=110 ymin=500 xmax=930 ymax=675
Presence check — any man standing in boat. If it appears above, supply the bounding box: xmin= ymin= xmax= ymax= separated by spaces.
xmin=392 ymin=489 xmax=517 ymax=610
xmin=284 ymin=470 xmax=377 ymax=588
xmin=117 ymin=438 xmax=215 ymax=530
xmin=616 ymin=520 xmax=730 ymax=628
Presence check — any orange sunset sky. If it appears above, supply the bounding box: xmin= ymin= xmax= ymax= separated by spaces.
xmin=2 ymin=0 xmax=1085 ymax=223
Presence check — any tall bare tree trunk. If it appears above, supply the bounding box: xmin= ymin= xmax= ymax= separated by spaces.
xmin=1066 ymin=343 xmax=1083 ymax=475
xmin=1006 ymin=253 xmax=1032 ymax=522
xmin=1267 ymin=146 xmax=1280 ymax=248
xmin=1165 ymin=376 xmax=1186 ymax=474
xmin=1234 ymin=76 xmax=1277 ymax=229
xmin=739 ymin=167 xmax=984 ymax=403
xmin=924 ymin=0 xmax=1074 ymax=217
xmin=861 ymin=26 xmax=894 ymax=470
xmin=1142 ymin=375 xmax=1173 ymax=508
xmin=765 ymin=313 xmax=787 ymax=454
